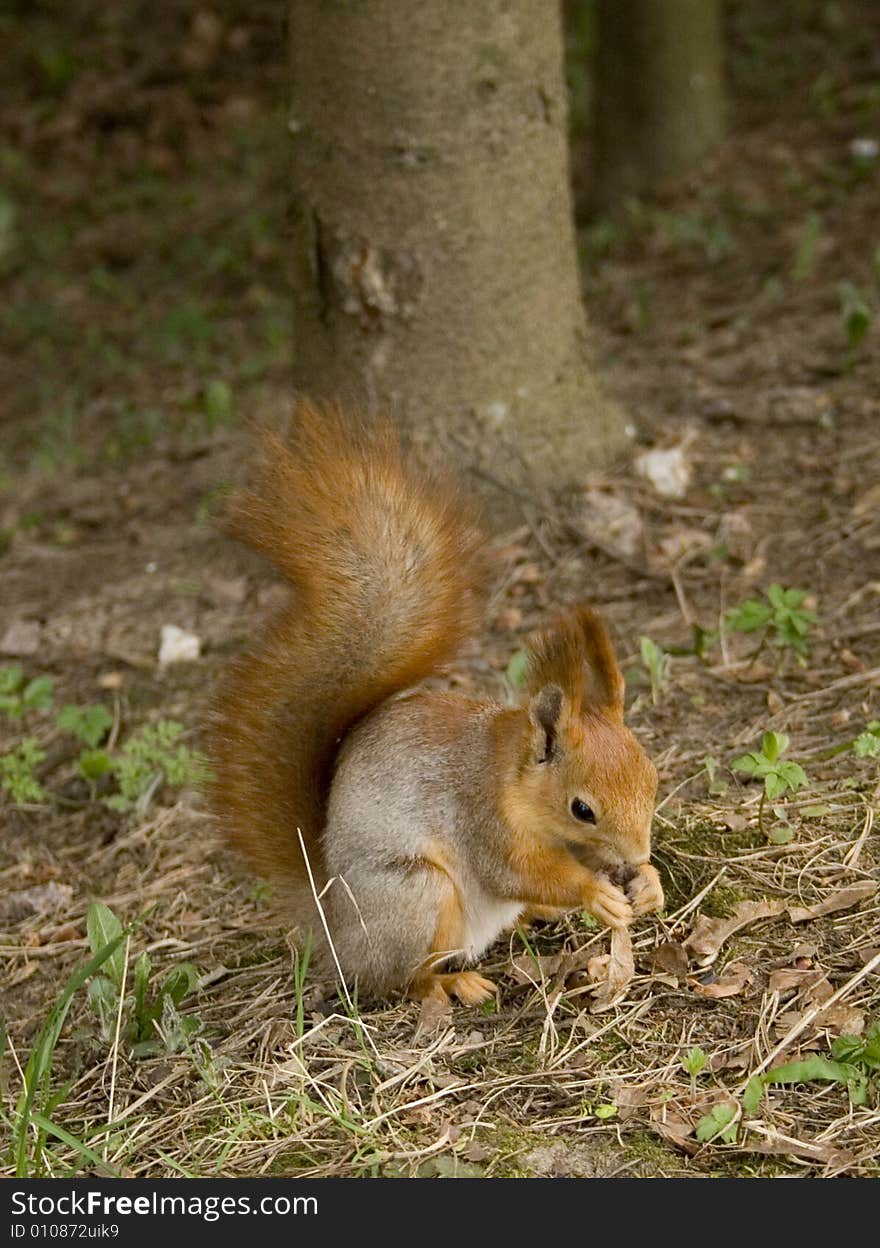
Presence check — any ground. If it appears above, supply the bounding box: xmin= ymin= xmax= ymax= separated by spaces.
xmin=1 ymin=0 xmax=879 ymax=1178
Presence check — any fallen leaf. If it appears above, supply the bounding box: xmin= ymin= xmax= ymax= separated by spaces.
xmin=648 ymin=941 xmax=690 ymax=979
xmin=788 ymin=881 xmax=877 ymax=924
xmin=684 ymin=899 xmax=787 ymax=965
xmin=722 ymin=813 xmax=749 ymax=833
xmin=707 ymin=1049 xmax=751 ymax=1073
xmin=774 ymin=1005 xmax=865 ymax=1039
xmin=742 ymin=1129 xmax=853 ymax=1167
xmin=689 ymin=961 xmax=754 ymax=998
xmin=508 ymin=952 xmax=563 ymax=986
xmin=649 ymin=1107 xmax=699 ymax=1155
xmin=416 ymin=992 xmax=452 ymax=1037
xmin=586 ymin=953 xmax=610 ymax=981
xmin=460 ymin=1140 xmax=491 ymax=1163
xmin=592 ymin=927 xmax=635 ymax=1011
xmin=610 ymin=1083 xmax=653 ymax=1120
xmin=768 ymin=967 xmax=828 ymax=996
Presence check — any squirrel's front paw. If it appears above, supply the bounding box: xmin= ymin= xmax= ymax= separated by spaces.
xmin=584 ymin=875 xmax=633 ymax=929
xmin=627 ymin=863 xmax=664 ymax=916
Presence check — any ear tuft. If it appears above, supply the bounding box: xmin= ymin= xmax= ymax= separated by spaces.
xmin=574 ymin=606 xmax=626 ymax=717
xmin=529 ymin=684 xmax=565 ymax=763
xmin=526 ymin=605 xmax=625 ymax=720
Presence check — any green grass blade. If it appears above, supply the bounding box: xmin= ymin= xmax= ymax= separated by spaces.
xmin=14 ymin=928 xmax=127 ymax=1176
xmin=29 ymin=1112 xmax=120 ymax=1177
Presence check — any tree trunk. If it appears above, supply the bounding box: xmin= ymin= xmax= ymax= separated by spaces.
xmin=288 ymin=0 xmax=627 ymax=518
xmin=593 ymin=0 xmax=724 ymax=213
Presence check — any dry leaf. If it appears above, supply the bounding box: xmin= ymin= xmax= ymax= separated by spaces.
xmin=768 ymin=967 xmax=828 ymax=996
xmin=722 ymin=813 xmax=749 ymax=833
xmin=649 ymin=1108 xmax=699 ymax=1155
xmin=774 ymin=1004 xmax=865 ymax=1040
xmin=508 ymin=952 xmax=563 ymax=986
xmin=689 ymin=961 xmax=754 ymax=998
xmin=788 ymin=881 xmax=878 ymax=923
xmin=586 ymin=953 xmax=610 ymax=981
xmin=416 ymin=992 xmax=452 ymax=1036
xmin=460 ymin=1140 xmax=491 ymax=1163
xmin=707 ymin=1049 xmax=751 ymax=1073
xmin=610 ymin=1083 xmax=653 ymax=1120
xmin=684 ymin=899 xmax=786 ymax=965
xmin=742 ymin=1128 xmax=853 ymax=1167
xmin=649 ymin=941 xmax=690 ymax=979
xmin=592 ymin=927 xmax=635 ymax=1011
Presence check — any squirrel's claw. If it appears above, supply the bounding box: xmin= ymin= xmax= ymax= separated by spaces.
xmin=627 ymin=863 xmax=664 ymax=916
xmin=585 ymin=876 xmax=634 ymax=929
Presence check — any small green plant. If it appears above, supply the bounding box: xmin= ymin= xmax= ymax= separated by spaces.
xmin=639 ymin=636 xmax=669 ymax=705
xmin=732 ymin=732 xmax=808 ymax=840
xmin=702 ymin=756 xmax=727 ymax=797
xmin=725 ymin=584 xmax=816 ymax=661
xmin=696 ymin=1102 xmax=737 ymax=1144
xmin=105 ymin=720 xmax=208 ymax=813
xmin=593 ymin=1103 xmax=617 ymax=1120
xmin=0 ymin=738 xmax=47 ymax=804
xmin=55 ymin=703 xmax=113 ymax=747
xmin=839 ymin=280 xmax=872 ymax=364
xmin=744 ymin=1021 xmax=879 ymax=1115
xmin=0 ymin=666 xmax=54 ymax=718
xmin=853 ymin=721 xmax=880 ymax=758
xmin=682 ymin=1045 xmax=709 ymax=1100
xmin=77 ymin=748 xmax=114 ymax=781
xmin=86 ymin=901 xmax=201 ymax=1057
xmin=292 ymin=931 xmax=314 ymax=1041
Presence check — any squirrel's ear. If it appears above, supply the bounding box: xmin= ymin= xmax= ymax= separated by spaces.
xmin=576 ymin=607 xmax=625 ymax=719
xmin=528 ymin=684 xmax=565 ymax=763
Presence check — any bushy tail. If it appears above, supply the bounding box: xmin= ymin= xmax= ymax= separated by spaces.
xmin=207 ymin=400 xmax=487 ymax=890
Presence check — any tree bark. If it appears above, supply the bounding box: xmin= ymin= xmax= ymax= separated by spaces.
xmin=593 ymin=0 xmax=724 ymax=213
xmin=288 ymin=0 xmax=627 ymax=518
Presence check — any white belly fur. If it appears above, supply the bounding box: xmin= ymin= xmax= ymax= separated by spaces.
xmin=459 ymin=878 xmax=523 ymax=961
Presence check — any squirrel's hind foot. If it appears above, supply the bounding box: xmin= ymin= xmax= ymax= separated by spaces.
xmin=412 ymin=970 xmax=496 ymax=1007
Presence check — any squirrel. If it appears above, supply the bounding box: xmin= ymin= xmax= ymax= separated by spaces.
xmin=208 ymin=400 xmax=664 ymax=1007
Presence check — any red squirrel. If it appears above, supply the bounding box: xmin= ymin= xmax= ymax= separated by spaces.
xmin=208 ymin=401 xmax=663 ymax=1006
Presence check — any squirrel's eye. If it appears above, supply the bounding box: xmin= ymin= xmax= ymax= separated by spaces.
xmin=570 ymin=798 xmax=596 ymax=824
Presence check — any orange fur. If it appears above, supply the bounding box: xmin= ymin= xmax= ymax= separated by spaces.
xmin=206 ymin=400 xmax=487 ymax=889
xmin=526 ymin=605 xmax=625 ymax=719
xmin=491 ymin=606 xmax=658 ymax=921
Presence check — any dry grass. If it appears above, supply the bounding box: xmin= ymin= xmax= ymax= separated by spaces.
xmin=2 ymin=525 xmax=879 ymax=1178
